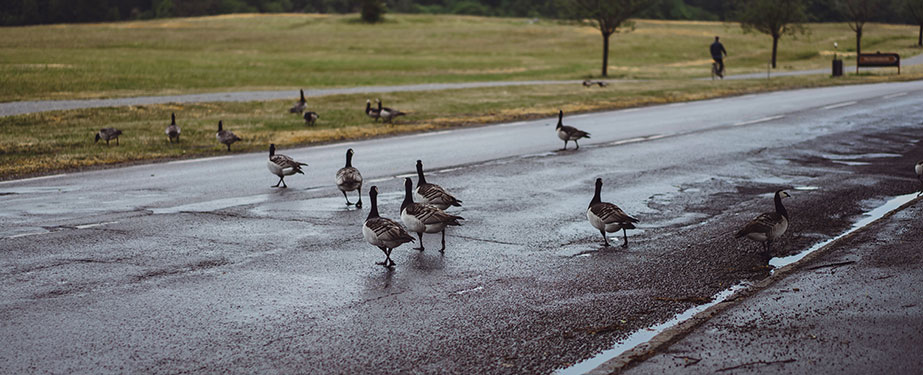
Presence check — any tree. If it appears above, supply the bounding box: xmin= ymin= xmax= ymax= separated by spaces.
xmin=906 ymin=0 xmax=923 ymax=46
xmin=361 ymin=0 xmax=386 ymax=22
xmin=736 ymin=0 xmax=807 ymax=69
xmin=840 ymin=0 xmax=878 ymax=72
xmin=567 ymin=0 xmax=652 ymax=77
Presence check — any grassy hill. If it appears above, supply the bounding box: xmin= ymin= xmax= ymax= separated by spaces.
xmin=1 ymin=14 xmax=920 ymax=102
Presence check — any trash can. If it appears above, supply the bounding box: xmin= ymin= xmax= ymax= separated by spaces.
xmin=832 ymin=59 xmax=843 ymax=77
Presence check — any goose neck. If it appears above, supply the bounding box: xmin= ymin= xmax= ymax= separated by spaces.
xmin=775 ymin=192 xmax=789 ymax=220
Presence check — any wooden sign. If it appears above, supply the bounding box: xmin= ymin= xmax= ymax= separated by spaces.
xmin=858 ymin=52 xmax=900 ymax=74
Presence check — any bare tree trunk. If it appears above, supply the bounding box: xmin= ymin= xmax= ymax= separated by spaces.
xmin=856 ymin=27 xmax=862 ymax=73
xmin=771 ymin=34 xmax=779 ymax=69
xmin=601 ymin=32 xmax=610 ymax=77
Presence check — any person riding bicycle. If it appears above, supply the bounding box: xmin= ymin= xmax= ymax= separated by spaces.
xmin=710 ymin=36 xmax=727 ymax=77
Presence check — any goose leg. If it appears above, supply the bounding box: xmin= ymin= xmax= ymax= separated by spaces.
xmin=386 ymin=248 xmax=395 ymax=267
xmin=414 ymin=232 xmax=425 ymax=251
xmin=116 ymin=137 xmax=119 ymax=146
xmin=440 ymin=229 xmax=446 ymax=253
xmin=226 ymin=144 xmax=231 ymax=152
xmin=355 ymin=185 xmax=363 ymax=209
xmin=600 ymin=230 xmax=609 ymax=247
xmin=376 ymin=247 xmax=389 ymax=266
xmin=106 ymin=139 xmax=110 ymax=146
xmin=342 ymin=190 xmax=354 ymax=206
xmin=575 ymin=140 xmax=580 ymax=149
xmin=562 ymin=140 xmax=568 ymax=150
xmin=280 ymin=178 xmax=288 ymax=189
xmin=621 ymin=228 xmax=629 ymax=248
xmin=177 ymin=135 xmax=180 ymax=142
xmin=272 ymin=176 xmax=284 ymax=188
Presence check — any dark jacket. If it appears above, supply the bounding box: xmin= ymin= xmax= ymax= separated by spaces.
xmin=710 ymin=41 xmax=727 ymax=59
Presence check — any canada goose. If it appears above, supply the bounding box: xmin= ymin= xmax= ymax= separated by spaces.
xmin=364 ymin=186 xmax=416 ymax=267
xmin=915 ymin=160 xmax=922 ymax=196
xmin=365 ymin=99 xmax=381 ymax=122
xmin=95 ymin=128 xmax=122 ymax=146
xmin=165 ymin=113 xmax=180 ymax=143
xmin=556 ymin=110 xmax=590 ymax=150
xmin=266 ymin=144 xmax=308 ymax=188
xmin=582 ymin=79 xmax=593 ymax=88
xmin=415 ymin=160 xmax=462 ymax=210
xmin=582 ymin=80 xmax=608 ymax=88
xmin=216 ymin=121 xmax=241 ymax=151
xmin=336 ymin=148 xmax=363 ymax=208
xmin=377 ymin=98 xmax=406 ymax=123
xmin=587 ymin=178 xmax=639 ymax=248
xmin=289 ymin=89 xmax=307 ymax=114
xmin=735 ymin=189 xmax=791 ymax=253
xmin=596 ymin=81 xmax=608 ymax=87
xmin=400 ymin=178 xmax=463 ymax=252
xmin=303 ymin=111 xmax=319 ymax=126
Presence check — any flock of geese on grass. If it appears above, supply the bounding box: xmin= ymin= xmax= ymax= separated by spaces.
xmin=91 ymin=91 xmax=923 ymax=268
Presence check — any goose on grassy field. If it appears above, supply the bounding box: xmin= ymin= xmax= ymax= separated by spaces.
xmin=364 ymin=186 xmax=415 ymax=267
xmin=336 ymin=148 xmax=363 ymax=208
xmin=365 ymin=99 xmax=381 ymax=122
xmin=95 ymin=128 xmax=122 ymax=146
xmin=377 ymin=98 xmax=406 ymax=123
xmin=165 ymin=113 xmax=180 ymax=143
xmin=290 ymin=89 xmax=307 ymax=114
xmin=916 ymin=160 xmax=922 ymax=196
xmin=400 ymin=178 xmax=463 ymax=253
xmin=735 ymin=189 xmax=791 ymax=253
xmin=303 ymin=111 xmax=319 ymax=126
xmin=556 ymin=110 xmax=590 ymax=150
xmin=266 ymin=144 xmax=307 ymax=188
xmin=216 ymin=121 xmax=241 ymax=151
xmin=415 ymin=160 xmax=462 ymax=210
xmin=587 ymin=178 xmax=639 ymax=248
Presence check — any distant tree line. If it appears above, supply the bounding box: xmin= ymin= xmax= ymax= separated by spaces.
xmin=0 ymin=0 xmax=917 ymax=26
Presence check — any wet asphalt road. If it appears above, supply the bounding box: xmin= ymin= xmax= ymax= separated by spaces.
xmin=2 ymin=81 xmax=923 ymax=374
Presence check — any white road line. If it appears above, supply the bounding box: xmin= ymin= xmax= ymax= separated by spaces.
xmin=0 ymin=174 xmax=67 ymax=185
xmin=732 ymin=115 xmax=784 ymax=127
xmin=883 ymin=92 xmax=907 ymax=99
xmin=74 ymin=221 xmax=118 ymax=229
xmin=822 ymin=101 xmax=857 ymax=110
xmin=620 ymin=108 xmax=641 ymax=113
xmin=497 ymin=121 xmax=529 ymax=128
xmin=607 ymin=137 xmax=648 ymax=146
xmin=168 ymin=155 xmax=233 ymax=165
xmin=6 ymin=231 xmax=47 ymax=239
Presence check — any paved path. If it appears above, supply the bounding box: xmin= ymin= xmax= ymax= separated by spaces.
xmin=716 ymin=53 xmax=923 ymax=80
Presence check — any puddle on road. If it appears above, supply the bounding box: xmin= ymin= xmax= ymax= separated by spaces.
xmin=558 ymin=191 xmax=920 ymax=375
xmin=793 ymin=186 xmax=820 ymax=191
xmin=769 ymin=192 xmax=919 ymax=270
xmin=833 ymin=160 xmax=872 ymax=166
xmin=557 ymin=283 xmax=750 ymax=375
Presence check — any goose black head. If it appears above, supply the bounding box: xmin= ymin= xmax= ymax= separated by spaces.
xmin=218 ymin=121 xmax=223 ymax=131
xmin=590 ymin=178 xmax=603 ymax=207
xmin=269 ymin=144 xmax=275 ymax=156
xmin=171 ymin=113 xmax=176 ymax=125
xmin=94 ymin=133 xmax=101 ymax=143
xmin=775 ymin=189 xmax=791 ymax=199
xmin=299 ymin=89 xmax=305 ymax=101
xmin=557 ymin=110 xmax=564 ymax=129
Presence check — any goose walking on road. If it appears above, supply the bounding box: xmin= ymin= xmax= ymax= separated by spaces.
xmin=95 ymin=128 xmax=122 ymax=146
xmin=915 ymin=160 xmax=922 ymax=196
xmin=377 ymin=99 xmax=405 ymax=124
xmin=365 ymin=99 xmax=381 ymax=122
xmin=336 ymin=148 xmax=363 ymax=208
xmin=735 ymin=190 xmax=791 ymax=254
xmin=290 ymin=90 xmax=307 ymax=114
xmin=266 ymin=144 xmax=308 ymax=188
xmin=303 ymin=111 xmax=319 ymax=126
xmin=364 ymin=186 xmax=415 ymax=267
xmin=400 ymin=178 xmax=463 ymax=253
xmin=587 ymin=178 xmax=639 ymax=248
xmin=165 ymin=113 xmax=180 ymax=143
xmin=415 ymin=160 xmax=462 ymax=210
xmin=556 ymin=110 xmax=590 ymax=150
xmin=216 ymin=121 xmax=241 ymax=151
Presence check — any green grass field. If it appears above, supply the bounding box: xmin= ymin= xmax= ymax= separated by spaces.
xmin=1 ymin=14 xmax=920 ymax=102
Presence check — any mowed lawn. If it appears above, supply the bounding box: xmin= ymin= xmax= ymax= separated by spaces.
xmin=0 ymin=14 xmax=921 ymax=102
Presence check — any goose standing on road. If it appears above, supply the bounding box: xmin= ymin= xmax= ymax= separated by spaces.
xmin=266 ymin=144 xmax=308 ymax=188
xmin=915 ymin=160 xmax=922 ymax=196
xmin=587 ymin=178 xmax=639 ymax=248
xmin=365 ymin=99 xmax=381 ymax=122
xmin=556 ymin=110 xmax=590 ymax=150
xmin=735 ymin=189 xmax=791 ymax=253
xmin=165 ymin=113 xmax=180 ymax=143
xmin=364 ymin=186 xmax=415 ymax=267
xmin=377 ymin=98 xmax=406 ymax=123
xmin=95 ymin=128 xmax=122 ymax=146
xmin=400 ymin=178 xmax=463 ymax=252
xmin=415 ymin=160 xmax=462 ymax=210
xmin=303 ymin=111 xmax=319 ymax=126
xmin=290 ymin=89 xmax=307 ymax=114
xmin=336 ymin=148 xmax=363 ymax=208
xmin=216 ymin=121 xmax=241 ymax=151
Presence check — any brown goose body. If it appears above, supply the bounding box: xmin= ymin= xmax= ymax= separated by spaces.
xmin=555 ymin=110 xmax=590 ymax=150
xmin=586 ymin=178 xmax=638 ymax=247
xmin=414 ymin=160 xmax=462 ymax=210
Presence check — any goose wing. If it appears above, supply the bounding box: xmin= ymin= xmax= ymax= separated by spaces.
xmin=270 ymin=154 xmax=307 ymax=173
xmin=336 ymin=167 xmax=363 ymax=186
xmin=217 ymin=130 xmax=241 ymax=143
xmin=366 ymin=217 xmax=415 ymax=243
xmin=417 ymin=183 xmax=462 ymax=207
xmin=590 ymin=202 xmax=638 ymax=225
xmin=735 ymin=212 xmax=784 ymax=238
xmin=406 ymin=203 xmax=463 ymax=226
xmin=561 ymin=125 xmax=590 ymax=139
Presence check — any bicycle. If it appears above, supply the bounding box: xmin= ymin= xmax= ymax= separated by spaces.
xmin=711 ymin=60 xmax=724 ymax=80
